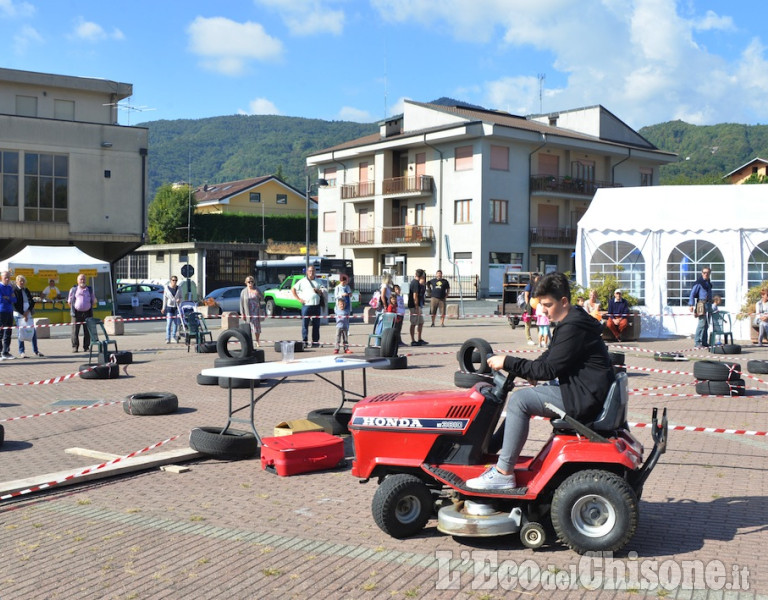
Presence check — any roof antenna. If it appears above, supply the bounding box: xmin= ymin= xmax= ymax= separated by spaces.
xmin=538 ymin=73 xmax=546 ymax=113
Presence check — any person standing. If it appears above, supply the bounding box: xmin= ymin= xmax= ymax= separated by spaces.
xmin=240 ymin=276 xmax=263 ymax=347
xmin=408 ymin=268 xmax=428 ymax=346
xmin=523 ymin=273 xmax=541 ymax=346
xmin=427 ymin=269 xmax=450 ymax=327
xmin=13 ymin=275 xmax=43 ymax=358
xmin=0 ymin=271 xmax=17 ymax=359
xmin=605 ymin=289 xmax=630 ymax=342
xmin=291 ymin=265 xmax=324 ymax=348
xmin=68 ymin=273 xmax=97 ymax=353
xmin=162 ymin=276 xmax=183 ymax=344
xmin=333 ymin=296 xmax=352 ymax=354
xmin=689 ymin=267 xmax=713 ymax=347
xmin=378 ymin=272 xmax=393 ymax=313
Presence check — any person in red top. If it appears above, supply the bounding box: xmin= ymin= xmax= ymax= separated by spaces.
xmin=68 ymin=273 xmax=97 ymax=353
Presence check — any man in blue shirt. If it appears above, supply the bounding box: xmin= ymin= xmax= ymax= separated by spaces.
xmin=689 ymin=266 xmax=713 ymax=347
xmin=0 ymin=271 xmax=16 ymax=359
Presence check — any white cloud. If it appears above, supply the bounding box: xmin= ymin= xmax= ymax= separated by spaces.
xmin=12 ymin=24 xmax=42 ymax=53
xmin=187 ymin=16 xmax=283 ymax=76
xmin=338 ymin=106 xmax=372 ymax=122
xmin=254 ymin=0 xmax=344 ymax=35
xmin=0 ymin=0 xmax=34 ymax=18
xmin=238 ymin=97 xmax=282 ymax=115
xmin=70 ymin=17 xmax=125 ymax=42
xmin=693 ymin=10 xmax=735 ymax=32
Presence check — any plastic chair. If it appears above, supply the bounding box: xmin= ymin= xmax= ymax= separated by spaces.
xmin=185 ymin=311 xmax=213 ymax=352
xmin=709 ymin=311 xmax=733 ymax=346
xmin=367 ymin=312 xmax=396 ymax=348
xmin=85 ymin=317 xmax=118 ymax=364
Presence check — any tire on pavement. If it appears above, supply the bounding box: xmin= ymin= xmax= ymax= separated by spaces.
xmin=110 ymin=350 xmax=133 ymax=365
xmin=198 ymin=341 xmax=218 ymax=353
xmin=306 ymin=407 xmax=353 ymax=435
xmin=123 ymin=392 xmax=179 ymax=416
xmin=457 ymin=338 xmax=493 ymax=374
xmin=364 ymin=345 xmax=381 ymax=358
xmin=709 ymin=344 xmax=742 ymax=355
xmin=380 ymin=328 xmax=398 ymax=358
xmin=213 ymin=356 xmax=259 ymax=368
xmin=217 ymin=328 xmax=253 ymax=359
xmin=196 ymin=373 xmax=219 ymax=386
xmin=273 ymin=340 xmax=305 ymax=353
xmin=693 ymin=360 xmax=742 ymax=382
xmin=218 ymin=377 xmax=258 ymax=389
xmin=79 ymin=363 xmax=119 ymax=380
xmin=695 ymin=379 xmax=746 ymax=396
xmin=607 ymin=351 xmax=625 ymax=366
xmin=189 ymin=426 xmax=258 ymax=460
xmin=0 ymin=423 xmax=4 ymax=448
xmin=373 ymin=355 xmax=408 ymax=370
xmin=747 ymin=360 xmax=768 ymax=374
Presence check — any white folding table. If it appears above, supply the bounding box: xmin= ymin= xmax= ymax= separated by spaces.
xmin=201 ymin=355 xmax=386 ymax=443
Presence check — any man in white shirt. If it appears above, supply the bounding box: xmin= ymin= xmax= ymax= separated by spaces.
xmin=292 ymin=266 xmax=324 ymax=347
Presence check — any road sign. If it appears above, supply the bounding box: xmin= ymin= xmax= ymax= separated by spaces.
xmin=181 ymin=264 xmax=194 ymax=278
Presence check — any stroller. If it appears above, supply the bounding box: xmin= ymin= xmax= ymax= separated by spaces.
xmin=177 ymin=301 xmax=198 ymax=341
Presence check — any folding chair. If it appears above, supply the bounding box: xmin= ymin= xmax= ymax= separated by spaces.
xmin=85 ymin=317 xmax=119 ymax=364
xmin=709 ymin=311 xmax=733 ymax=346
xmin=367 ymin=312 xmax=396 ymax=348
xmin=185 ymin=311 xmax=213 ymax=352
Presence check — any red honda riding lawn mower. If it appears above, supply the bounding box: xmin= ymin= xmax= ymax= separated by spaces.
xmin=350 ymin=368 xmax=667 ymax=554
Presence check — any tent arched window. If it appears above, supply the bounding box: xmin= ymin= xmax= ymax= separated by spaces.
xmin=589 ymin=241 xmax=645 ymax=303
xmin=666 ymin=240 xmax=725 ymax=306
xmin=748 ymin=241 xmax=768 ymax=289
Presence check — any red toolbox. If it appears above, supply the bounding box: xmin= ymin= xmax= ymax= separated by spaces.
xmin=260 ymin=432 xmax=345 ymax=476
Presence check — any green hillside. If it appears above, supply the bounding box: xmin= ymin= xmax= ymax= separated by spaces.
xmin=639 ymin=121 xmax=768 ymax=184
xmin=138 ymin=114 xmax=377 ymax=196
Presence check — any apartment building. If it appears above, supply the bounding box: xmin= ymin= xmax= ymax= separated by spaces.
xmin=307 ymin=100 xmax=676 ymax=297
xmin=0 ymin=67 xmax=148 ymax=263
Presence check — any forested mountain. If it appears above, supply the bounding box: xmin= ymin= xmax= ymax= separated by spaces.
xmin=639 ymin=121 xmax=768 ymax=184
xmin=138 ymin=114 xmax=377 ymax=196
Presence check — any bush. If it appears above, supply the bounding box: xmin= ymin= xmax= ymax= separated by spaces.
xmin=571 ymin=273 xmax=638 ymax=308
xmin=736 ymin=281 xmax=768 ymax=321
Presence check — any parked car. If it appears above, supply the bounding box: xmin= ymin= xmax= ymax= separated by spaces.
xmin=204 ymin=286 xmax=245 ymax=313
xmin=115 ymin=283 xmax=165 ymax=311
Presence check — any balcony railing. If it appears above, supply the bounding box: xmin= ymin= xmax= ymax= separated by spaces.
xmin=382 ymin=175 xmax=433 ymax=195
xmin=340 ymin=180 xmax=375 ymax=199
xmin=530 ymin=174 xmax=622 ymax=196
xmin=340 ymin=228 xmax=375 ymax=245
xmin=381 ymin=225 xmax=434 ymax=244
xmin=530 ymin=227 xmax=577 ymax=245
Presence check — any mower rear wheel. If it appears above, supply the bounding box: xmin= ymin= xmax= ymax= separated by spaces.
xmin=372 ymin=474 xmax=432 ymax=539
xmin=551 ymin=469 xmax=638 ymax=554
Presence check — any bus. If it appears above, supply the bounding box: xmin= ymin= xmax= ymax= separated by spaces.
xmin=254 ymin=256 xmax=354 ymax=291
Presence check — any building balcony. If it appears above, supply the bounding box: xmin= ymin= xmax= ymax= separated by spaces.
xmin=382 ymin=175 xmax=433 ymax=196
xmin=530 ymin=174 xmax=622 ymax=197
xmin=339 ymin=225 xmax=435 ymax=247
xmin=340 ymin=181 xmax=375 ymax=200
xmin=340 ymin=228 xmax=375 ymax=245
xmin=530 ymin=227 xmax=577 ymax=246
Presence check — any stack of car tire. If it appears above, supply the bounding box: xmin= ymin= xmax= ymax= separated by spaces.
xmin=79 ymin=349 xmax=133 ymax=380
xmin=454 ymin=338 xmax=494 ymax=388
xmin=196 ymin=324 xmax=265 ymax=388
xmin=709 ymin=343 xmax=741 ymax=355
xmin=693 ymin=360 xmax=745 ymax=397
xmin=365 ymin=328 xmax=407 ymax=370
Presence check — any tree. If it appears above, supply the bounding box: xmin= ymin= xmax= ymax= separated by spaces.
xmin=148 ymin=184 xmax=194 ymax=243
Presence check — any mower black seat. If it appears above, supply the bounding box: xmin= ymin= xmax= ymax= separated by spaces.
xmin=551 ymin=372 xmax=628 ymax=435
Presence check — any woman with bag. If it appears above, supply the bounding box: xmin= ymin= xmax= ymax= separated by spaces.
xmin=162 ymin=276 xmax=183 ymax=344
xmin=13 ymin=275 xmax=43 ymax=358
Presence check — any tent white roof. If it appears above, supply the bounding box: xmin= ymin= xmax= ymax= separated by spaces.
xmin=0 ymin=245 xmax=110 ymax=273
xmin=580 ymin=184 xmax=767 ymax=233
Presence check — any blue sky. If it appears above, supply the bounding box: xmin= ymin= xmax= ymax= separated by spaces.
xmin=2 ymin=0 xmax=766 ymax=129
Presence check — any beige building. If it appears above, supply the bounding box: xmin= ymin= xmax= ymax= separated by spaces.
xmin=194 ymin=176 xmax=312 ymax=217
xmin=307 ymin=100 xmax=676 ymax=296
xmin=723 ymin=157 xmax=768 ymax=184
xmin=0 ymin=67 xmax=148 ymax=263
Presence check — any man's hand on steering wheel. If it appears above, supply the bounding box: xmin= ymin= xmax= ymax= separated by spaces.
xmin=487 ymin=354 xmax=505 ymax=371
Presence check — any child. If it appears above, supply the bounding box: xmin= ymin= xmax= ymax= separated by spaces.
xmin=386 ymin=293 xmax=398 ymax=313
xmin=536 ymin=301 xmax=550 ymax=348
xmin=334 ymin=297 xmax=352 ymax=354
xmin=393 ymin=284 xmax=406 ymax=346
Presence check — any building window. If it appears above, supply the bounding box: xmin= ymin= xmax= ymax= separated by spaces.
xmin=179 ymin=252 xmax=189 ymax=263
xmin=490 ymin=199 xmax=508 ymax=223
xmin=490 ymin=252 xmax=523 ymax=265
xmin=571 ymin=160 xmax=595 ymax=182
xmin=157 ymin=251 xmax=165 ymax=263
xmin=455 ymin=145 xmax=473 ymax=171
xmin=276 ymin=193 xmax=287 ymax=204
xmin=250 ymin=192 xmax=261 ymax=203
xmin=640 ymin=168 xmax=653 ymax=186
xmin=54 ymin=99 xmax=75 ymax=121
xmin=323 ymin=211 xmax=336 ymax=232
xmin=115 ymin=254 xmax=148 ymax=280
xmin=590 ymin=241 xmax=646 ymax=304
xmin=666 ymin=240 xmax=725 ymax=306
xmin=323 ymin=167 xmax=337 ymax=187
xmin=16 ymin=95 xmax=37 ymax=117
xmin=415 ymin=203 xmax=425 ymax=226
xmin=490 ymin=145 xmax=509 ymax=171
xmin=747 ymin=241 xmax=768 ymax=289
xmin=24 ymin=153 xmax=68 ymax=223
xmin=1 ymin=151 xmax=20 ymax=222
xmin=454 ymin=199 xmax=471 ymax=223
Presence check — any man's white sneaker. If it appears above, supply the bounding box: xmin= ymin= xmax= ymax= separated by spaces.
xmin=527 ymin=340 xmax=535 ymax=346
xmin=19 ymin=352 xmax=26 ymax=358
xmin=466 ymin=466 xmax=516 ymax=490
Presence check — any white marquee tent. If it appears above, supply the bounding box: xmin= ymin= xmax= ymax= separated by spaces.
xmin=576 ymin=185 xmax=768 ymax=340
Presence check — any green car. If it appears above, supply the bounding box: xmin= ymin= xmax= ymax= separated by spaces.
xmin=262 ymin=274 xmax=360 ymax=317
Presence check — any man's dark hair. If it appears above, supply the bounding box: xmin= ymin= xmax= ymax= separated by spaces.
xmin=415 ymin=268 xmax=425 ymax=278
xmin=533 ymin=272 xmax=571 ymax=302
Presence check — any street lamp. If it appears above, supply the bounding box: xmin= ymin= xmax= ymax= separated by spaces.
xmin=305 ymin=174 xmax=329 ymax=271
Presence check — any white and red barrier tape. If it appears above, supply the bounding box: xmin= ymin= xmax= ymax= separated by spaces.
xmin=0 ymin=400 xmax=123 ymax=423
xmin=0 ymin=434 xmax=181 ymax=501
xmin=0 ymin=355 xmax=118 ymax=387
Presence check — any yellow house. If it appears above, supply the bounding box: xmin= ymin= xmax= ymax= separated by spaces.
xmin=194 ymin=176 xmax=314 ymax=217
xmin=723 ymin=157 xmax=768 ymax=184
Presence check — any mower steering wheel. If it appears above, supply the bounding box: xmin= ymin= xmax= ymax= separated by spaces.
xmin=490 ymin=369 xmax=515 ymax=404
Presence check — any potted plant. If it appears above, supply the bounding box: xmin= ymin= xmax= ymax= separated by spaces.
xmin=736 ymin=281 xmax=768 ymax=343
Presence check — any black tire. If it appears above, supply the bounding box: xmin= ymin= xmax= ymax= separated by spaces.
xmin=273 ymin=341 xmax=304 ymax=353
xmin=693 ymin=360 xmax=741 ymax=382
xmin=709 ymin=344 xmax=741 ymax=355
xmin=189 ymin=426 xmax=258 ymax=460
xmin=213 ymin=355 xmax=259 ymax=368
xmin=520 ymin=521 xmax=547 ymax=549
xmin=551 ymin=469 xmax=638 ymax=554
xmin=454 ymin=370 xmax=493 ymax=388
xmin=149 ymin=298 xmax=163 ymax=312
xmin=373 ymin=355 xmax=408 ymax=370
xmin=607 ymin=351 xmax=625 ymax=366
xmin=110 ymin=350 xmax=133 ymax=365
xmin=364 ymin=345 xmax=381 ymax=358
xmin=380 ymin=328 xmax=398 ymax=358
xmin=0 ymin=423 xmax=4 ymax=448
xmin=457 ymin=338 xmax=493 ymax=374
xmin=217 ymin=328 xmax=253 ymax=359
xmin=307 ymin=407 xmax=352 ymax=435
xmin=123 ymin=392 xmax=179 ymax=416
xmin=372 ymin=474 xmax=432 ymax=539
xmin=265 ymin=299 xmax=280 ymax=317
xmin=613 ymin=365 xmax=627 ymax=376
xmin=218 ymin=377 xmax=258 ymax=389
xmin=747 ymin=360 xmax=768 ymax=374
xmin=196 ymin=372 xmax=219 ymax=386
xmin=695 ymin=379 xmax=746 ymax=396
xmin=79 ymin=363 xmax=119 ymax=380
xmin=250 ymin=348 xmax=265 ymax=363
xmin=198 ymin=341 xmax=218 ymax=353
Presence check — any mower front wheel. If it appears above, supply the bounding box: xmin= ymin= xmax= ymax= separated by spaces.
xmin=372 ymin=474 xmax=432 ymax=539
xmin=551 ymin=469 xmax=638 ymax=555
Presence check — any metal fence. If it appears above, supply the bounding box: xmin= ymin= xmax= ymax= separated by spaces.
xmin=353 ymin=274 xmax=478 ymax=301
